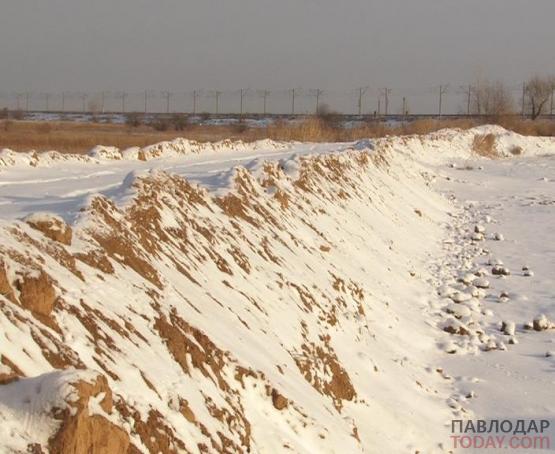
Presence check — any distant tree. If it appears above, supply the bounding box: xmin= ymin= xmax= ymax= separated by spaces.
xmin=472 ymin=79 xmax=513 ymax=117
xmin=524 ymin=75 xmax=554 ymax=120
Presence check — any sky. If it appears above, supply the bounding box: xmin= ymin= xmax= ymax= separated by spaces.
xmin=1 ymin=0 xmax=554 ymax=114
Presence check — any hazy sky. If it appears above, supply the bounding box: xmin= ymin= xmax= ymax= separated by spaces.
xmin=1 ymin=0 xmax=554 ymax=113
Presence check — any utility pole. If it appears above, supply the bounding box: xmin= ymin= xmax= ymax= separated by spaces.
xmin=144 ymin=90 xmax=148 ymax=114
xmin=313 ymin=89 xmax=323 ymax=114
xmin=15 ymin=93 xmax=22 ymax=111
xmin=402 ymin=97 xmax=407 ymax=118
xmin=163 ymin=91 xmax=172 ymax=113
xmin=460 ymin=84 xmax=472 ymax=116
xmin=61 ymin=92 xmax=66 ymax=112
xmin=239 ymin=89 xmax=247 ymax=116
xmin=550 ymin=84 xmax=554 ymax=117
xmin=439 ymin=86 xmax=443 ymax=119
xmin=215 ymin=91 xmax=221 ymax=114
xmin=115 ymin=92 xmax=128 ymax=113
xmin=380 ymin=88 xmax=391 ymax=116
xmin=291 ymin=89 xmax=296 ymax=115
xmin=261 ymin=90 xmax=270 ymax=115
xmin=81 ymin=93 xmax=87 ymax=112
xmin=438 ymin=85 xmax=448 ymax=119
xmin=377 ymin=98 xmax=381 ymax=117
xmin=467 ymin=85 xmax=472 ymax=116
xmin=192 ymin=90 xmax=198 ymax=115
xmin=521 ymin=82 xmax=526 ymax=118
xmin=100 ymin=91 xmax=105 ymax=113
xmin=357 ymin=87 xmax=368 ymax=116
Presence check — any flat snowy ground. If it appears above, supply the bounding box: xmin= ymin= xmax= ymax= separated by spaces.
xmin=435 ymin=155 xmax=555 ymax=449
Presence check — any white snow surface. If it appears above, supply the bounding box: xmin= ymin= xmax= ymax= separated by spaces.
xmin=437 ymin=151 xmax=555 ymax=438
xmin=0 ymin=138 xmax=354 ymax=222
xmin=0 ymin=369 xmax=100 ymax=452
xmin=0 ymin=126 xmax=555 ymax=453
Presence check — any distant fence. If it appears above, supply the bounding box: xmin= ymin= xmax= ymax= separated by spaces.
xmin=5 ymin=111 xmax=555 ymax=124
xmin=0 ymin=84 xmax=553 ymax=117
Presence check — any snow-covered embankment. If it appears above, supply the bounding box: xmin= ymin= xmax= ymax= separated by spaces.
xmin=0 ymin=126 xmax=554 ymax=453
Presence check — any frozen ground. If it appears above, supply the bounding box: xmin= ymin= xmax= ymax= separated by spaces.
xmin=0 ymin=127 xmax=554 ymax=452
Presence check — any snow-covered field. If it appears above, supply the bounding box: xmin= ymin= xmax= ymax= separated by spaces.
xmin=22 ymin=112 xmax=278 ymax=128
xmin=437 ymin=153 xmax=555 ymax=447
xmin=0 ymin=139 xmax=336 ymax=221
xmin=0 ymin=126 xmax=554 ymax=453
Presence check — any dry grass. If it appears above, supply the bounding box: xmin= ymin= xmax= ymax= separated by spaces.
xmin=472 ymin=133 xmax=498 ymax=158
xmin=495 ymin=117 xmax=555 ymax=136
xmin=0 ymin=121 xmax=265 ymax=154
xmin=1 ymin=117 xmax=554 ymax=154
xmin=266 ymin=118 xmax=479 ymax=142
